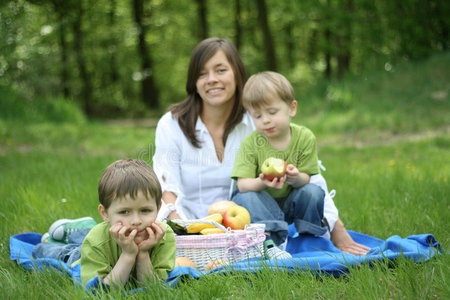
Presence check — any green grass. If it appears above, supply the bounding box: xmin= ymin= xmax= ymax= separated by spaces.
xmin=0 ymin=52 xmax=449 ymax=299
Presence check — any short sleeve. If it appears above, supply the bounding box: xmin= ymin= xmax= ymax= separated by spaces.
xmin=80 ymin=234 xmax=113 ymax=286
xmin=231 ymin=133 xmax=259 ymax=180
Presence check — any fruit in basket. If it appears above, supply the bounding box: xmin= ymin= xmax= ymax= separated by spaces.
xmin=261 ymin=157 xmax=287 ymax=181
xmin=175 ymin=256 xmax=196 ymax=269
xmin=223 ymin=205 xmax=251 ymax=230
xmin=200 ymin=228 xmax=225 ymax=235
xmin=208 ymin=200 xmax=237 ymax=217
xmin=186 ymin=213 xmax=223 ymax=234
xmin=205 ymin=259 xmax=228 ymax=271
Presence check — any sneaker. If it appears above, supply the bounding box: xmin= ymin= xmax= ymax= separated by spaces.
xmin=49 ymin=217 xmax=97 ymax=243
xmin=41 ymin=232 xmax=50 ymax=243
xmin=41 ymin=232 xmax=66 ymax=244
xmin=264 ymin=240 xmax=292 ymax=260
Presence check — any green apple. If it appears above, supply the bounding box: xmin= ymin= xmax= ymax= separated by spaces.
xmin=261 ymin=157 xmax=287 ymax=181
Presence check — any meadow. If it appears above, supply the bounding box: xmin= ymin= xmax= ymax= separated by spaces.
xmin=0 ymin=52 xmax=449 ymax=299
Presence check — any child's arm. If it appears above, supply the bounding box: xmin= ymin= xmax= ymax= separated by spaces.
xmin=237 ymin=174 xmax=285 ymax=193
xmin=103 ymin=223 xmax=139 ymax=286
xmin=135 ymin=221 xmax=166 ymax=282
xmin=285 ymin=164 xmax=310 ymax=188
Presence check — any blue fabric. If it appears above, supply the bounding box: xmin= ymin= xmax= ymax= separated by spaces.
xmin=10 ymin=229 xmax=444 ymax=290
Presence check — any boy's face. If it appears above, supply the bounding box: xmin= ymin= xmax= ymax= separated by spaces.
xmin=248 ymin=95 xmax=297 ymax=143
xmin=99 ymin=190 xmax=159 ymax=243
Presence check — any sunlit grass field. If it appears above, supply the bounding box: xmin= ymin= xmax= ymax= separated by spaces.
xmin=0 ymin=52 xmax=449 ymax=299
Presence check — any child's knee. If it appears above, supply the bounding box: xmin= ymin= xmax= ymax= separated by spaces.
xmin=232 ymin=191 xmax=260 ymax=206
xmin=306 ymin=184 xmax=325 ymax=198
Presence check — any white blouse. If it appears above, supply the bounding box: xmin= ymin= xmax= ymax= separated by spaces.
xmin=153 ymin=111 xmax=255 ymax=220
xmin=152 ymin=111 xmax=339 ymax=232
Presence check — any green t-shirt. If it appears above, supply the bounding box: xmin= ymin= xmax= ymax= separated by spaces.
xmin=231 ymin=124 xmax=320 ymax=199
xmin=80 ymin=221 xmax=176 ymax=286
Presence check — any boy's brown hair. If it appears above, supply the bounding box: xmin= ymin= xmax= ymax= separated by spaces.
xmin=98 ymin=159 xmax=162 ymax=209
xmin=243 ymin=71 xmax=295 ymax=109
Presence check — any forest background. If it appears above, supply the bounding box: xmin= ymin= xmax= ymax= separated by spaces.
xmin=1 ymin=0 xmax=449 ymax=117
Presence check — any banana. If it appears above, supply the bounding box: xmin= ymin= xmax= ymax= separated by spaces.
xmin=186 ymin=213 xmax=223 ymax=234
xmin=200 ymin=228 xmax=225 ymax=235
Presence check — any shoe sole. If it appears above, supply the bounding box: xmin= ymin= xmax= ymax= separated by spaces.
xmin=49 ymin=217 xmax=95 ymax=239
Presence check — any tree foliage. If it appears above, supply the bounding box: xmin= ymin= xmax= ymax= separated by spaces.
xmin=0 ymin=0 xmax=448 ymax=117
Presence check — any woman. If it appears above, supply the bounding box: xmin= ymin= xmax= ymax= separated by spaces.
xmin=152 ymin=37 xmax=369 ymax=255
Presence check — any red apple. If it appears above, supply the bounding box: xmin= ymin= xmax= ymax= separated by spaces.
xmin=223 ymin=205 xmax=251 ymax=229
xmin=261 ymin=157 xmax=287 ymax=181
xmin=208 ymin=200 xmax=237 ymax=217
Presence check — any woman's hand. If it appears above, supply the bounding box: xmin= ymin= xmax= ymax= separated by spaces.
xmin=167 ymin=211 xmax=182 ymax=220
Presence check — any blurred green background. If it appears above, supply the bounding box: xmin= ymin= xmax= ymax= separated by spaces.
xmin=1 ymin=0 xmax=449 ymax=117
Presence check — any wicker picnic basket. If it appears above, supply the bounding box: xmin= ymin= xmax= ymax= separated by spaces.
xmin=174 ymin=222 xmax=266 ymax=271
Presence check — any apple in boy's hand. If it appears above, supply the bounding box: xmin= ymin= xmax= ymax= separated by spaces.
xmin=208 ymin=200 xmax=237 ymax=217
xmin=223 ymin=205 xmax=251 ymax=229
xmin=261 ymin=157 xmax=287 ymax=181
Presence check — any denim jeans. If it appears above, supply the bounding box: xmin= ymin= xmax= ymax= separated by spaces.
xmin=32 ymin=228 xmax=91 ymax=266
xmin=231 ymin=183 xmax=327 ymax=245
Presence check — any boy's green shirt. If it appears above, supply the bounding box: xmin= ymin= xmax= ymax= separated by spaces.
xmin=79 ymin=221 xmax=176 ymax=286
xmin=231 ymin=124 xmax=320 ymax=199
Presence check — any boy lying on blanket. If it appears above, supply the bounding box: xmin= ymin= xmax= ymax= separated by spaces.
xmin=33 ymin=159 xmax=176 ymax=290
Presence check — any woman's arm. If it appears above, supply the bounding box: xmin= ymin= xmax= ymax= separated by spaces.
xmin=153 ymin=113 xmax=184 ymax=219
xmin=162 ymin=191 xmax=182 ymax=220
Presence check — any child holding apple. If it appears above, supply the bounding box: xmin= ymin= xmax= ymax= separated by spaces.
xmin=231 ymin=71 xmax=328 ymax=259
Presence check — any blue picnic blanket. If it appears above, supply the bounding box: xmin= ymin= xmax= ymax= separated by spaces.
xmin=9 ymin=227 xmax=443 ymax=289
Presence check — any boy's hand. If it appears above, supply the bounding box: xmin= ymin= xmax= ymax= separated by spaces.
xmin=259 ymin=173 xmax=285 ymax=189
xmin=285 ymin=164 xmax=300 ymax=185
xmin=110 ymin=222 xmax=139 ymax=256
xmin=137 ymin=221 xmax=166 ymax=253
xmin=285 ymin=164 xmax=310 ymax=188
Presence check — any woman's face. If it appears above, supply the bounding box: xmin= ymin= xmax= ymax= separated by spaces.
xmin=196 ymin=50 xmax=237 ymax=109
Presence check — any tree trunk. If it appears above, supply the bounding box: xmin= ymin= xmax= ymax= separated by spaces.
xmin=196 ymin=0 xmax=208 ymax=40
xmin=285 ymin=22 xmax=294 ymax=68
xmin=308 ymin=28 xmax=318 ymax=64
xmin=324 ymin=0 xmax=332 ymax=79
xmin=73 ymin=1 xmax=93 ymax=115
xmin=133 ymin=0 xmax=159 ymax=109
xmin=256 ymin=0 xmax=277 ymax=71
xmin=337 ymin=0 xmax=353 ymax=80
xmin=234 ymin=0 xmax=242 ymax=50
xmin=57 ymin=14 xmax=70 ymax=99
xmin=109 ymin=0 xmax=119 ymax=83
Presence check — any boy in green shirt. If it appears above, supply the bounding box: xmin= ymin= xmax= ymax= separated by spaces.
xmin=231 ymin=72 xmax=327 ymax=259
xmin=80 ymin=159 xmax=176 ymax=288
xmin=33 ymin=159 xmax=176 ymax=290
